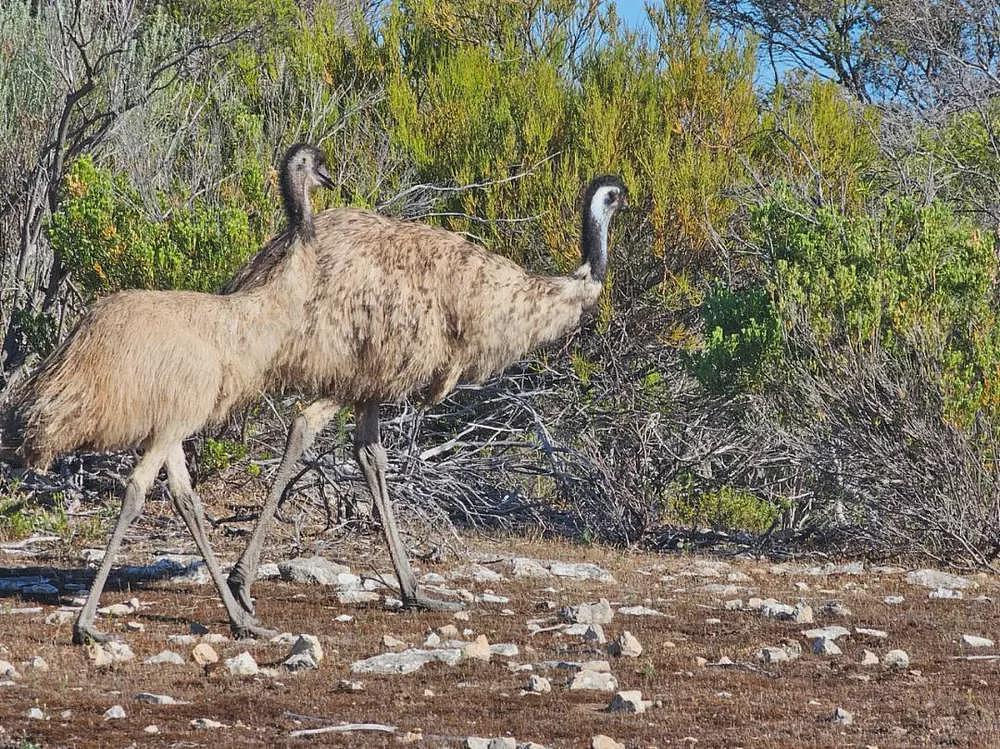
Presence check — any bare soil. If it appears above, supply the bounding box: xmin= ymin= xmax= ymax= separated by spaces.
xmin=1 ymin=499 xmax=998 ymax=749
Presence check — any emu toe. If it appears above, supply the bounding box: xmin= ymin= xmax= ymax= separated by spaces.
xmin=72 ymin=624 xmax=117 ymax=646
xmin=231 ymin=618 xmax=279 ymax=641
xmin=227 ymin=572 xmax=256 ymax=615
xmin=403 ymin=592 xmax=464 ymax=612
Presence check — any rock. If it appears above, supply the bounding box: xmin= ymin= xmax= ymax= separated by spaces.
xmin=617 ymin=605 xmax=663 ymax=616
xmin=705 ymin=617 xmax=722 ymax=625
xmin=144 ymin=725 xmax=160 ymax=734
xmin=606 ymin=690 xmax=652 ymax=714
xmin=811 ymin=637 xmax=843 ymax=656
xmin=860 ymin=649 xmax=880 ymax=666
xmin=884 ymin=649 xmax=910 ymax=669
xmin=591 ymin=736 xmax=625 ymax=749
xmin=25 ymin=656 xmax=48 ymax=672
xmin=451 ymin=563 xmax=504 ymax=583
xmin=760 ymin=599 xmax=796 ymax=620
xmin=490 ymin=643 xmax=519 ymax=658
xmin=192 ymin=643 xmax=219 ymax=666
xmin=167 ymin=634 xmax=197 ymax=646
xmin=757 ymin=645 xmax=800 ymax=665
xmin=383 ymin=635 xmax=407 ymax=649
xmin=190 ymin=718 xmax=226 ymax=729
xmin=560 ymin=599 xmax=614 ymax=625
xmin=424 ymin=632 xmax=441 ymax=647
xmin=0 ymin=660 xmax=20 ymax=679
xmin=849 ymin=626 xmax=885 ymax=640
xmin=337 ymin=590 xmax=380 ymax=605
xmin=802 ymin=625 xmax=851 ymax=641
xmin=884 ymin=595 xmax=905 ymax=605
xmin=508 ymin=557 xmax=552 ymax=577
xmin=351 ymin=648 xmax=463 ymax=674
xmin=462 ymin=635 xmax=492 ymax=661
xmin=26 ymin=707 xmax=46 ymax=720
xmin=45 ymin=609 xmax=77 ymax=626
xmin=569 ymin=669 xmax=618 ymax=691
xmin=906 ymin=569 xmax=973 ymax=590
xmin=283 ymin=652 xmax=319 ymax=671
xmin=135 ymin=692 xmax=185 ymax=705
xmin=438 ymin=624 xmax=461 ymax=639
xmin=829 ymin=706 xmax=854 ymax=725
xmin=818 ymin=601 xmax=853 ymax=618
xmin=337 ymin=679 xmax=364 ymax=692
xmin=98 ymin=603 xmax=132 ymax=617
xmin=87 ymin=641 xmax=134 ymax=667
xmin=527 ymin=674 xmax=551 ymax=693
xmin=478 ymin=593 xmax=510 ymax=605
xmin=582 ymin=624 xmax=606 ymax=645
xmin=548 ymin=561 xmax=615 ymax=583
xmin=454 ymin=611 xmax=471 ymax=621
xmin=608 ymin=631 xmax=642 ymax=658
xmin=929 ymin=588 xmax=963 ymax=600
xmin=288 ymin=634 xmax=324 ymax=663
xmin=277 ymin=556 xmax=352 ymax=586
xmin=126 ymin=621 xmax=144 ymax=632
xmin=103 ymin=705 xmax=126 ymax=720
xmin=962 ymin=634 xmax=994 ymax=648
xmin=723 ymin=599 xmax=744 ymax=610
xmin=257 ymin=562 xmax=281 ymax=580
xmin=334 ymin=614 xmax=353 ymax=622
xmin=464 ymin=739 xmax=516 ymax=749
xmin=700 ymin=583 xmax=740 ymax=598
xmin=144 ymin=650 xmax=184 ymax=665
xmin=224 ymin=651 xmax=258 ymax=677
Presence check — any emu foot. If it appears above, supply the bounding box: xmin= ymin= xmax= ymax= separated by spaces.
xmin=227 ymin=569 xmax=255 ymax=615
xmin=402 ymin=591 xmax=464 ymax=612
xmin=72 ymin=623 xmax=116 ymax=645
xmin=230 ymin=618 xmax=279 ymax=641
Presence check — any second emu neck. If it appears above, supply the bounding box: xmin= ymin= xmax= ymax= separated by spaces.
xmin=581 ymin=212 xmax=609 ymax=283
xmin=282 ymin=178 xmax=315 ymax=241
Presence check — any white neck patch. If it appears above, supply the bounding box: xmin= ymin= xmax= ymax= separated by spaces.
xmin=589 ymin=185 xmax=618 ymax=228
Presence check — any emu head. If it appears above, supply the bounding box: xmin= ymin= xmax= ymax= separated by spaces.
xmin=280 ymin=143 xmax=335 ymax=237
xmin=580 ymin=175 xmax=628 ymax=283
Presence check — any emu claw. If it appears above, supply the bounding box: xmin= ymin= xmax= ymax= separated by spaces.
xmin=402 ymin=592 xmax=464 ymax=612
xmin=227 ymin=570 xmax=256 ymax=615
xmin=231 ymin=619 xmax=279 ymax=641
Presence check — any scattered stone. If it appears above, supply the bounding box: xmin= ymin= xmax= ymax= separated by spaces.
xmin=884 ymin=595 xmax=905 ymax=605
xmin=757 ymin=645 xmax=799 ymax=665
xmin=278 ymin=556 xmax=353 ymax=586
xmin=617 ymin=605 xmax=663 ymax=616
xmin=135 ymin=693 xmax=185 ymax=705
xmin=144 ymin=650 xmax=184 ymax=665
xmin=509 ymin=557 xmax=551 ymax=578
xmin=337 ymin=679 xmax=364 ymax=692
xmin=424 ymin=632 xmax=441 ymax=648
xmin=490 ymin=643 xmax=519 ymax=658
xmin=192 ymin=643 xmax=219 ymax=666
xmin=855 ymin=627 xmax=888 ymax=639
xmin=906 ymin=569 xmax=973 ymax=590
xmin=582 ymin=624 xmax=606 ymax=645
xmin=860 ymin=649 xmax=880 ymax=666
xmin=811 ymin=637 xmax=843 ymax=656
xmin=760 ymin=599 xmax=796 ymax=620
xmin=338 ymin=590 xmax=381 ymax=605
xmin=884 ymin=649 xmax=910 ymax=669
xmin=438 ymin=624 xmax=461 ymax=639
xmin=98 ymin=603 xmax=133 ymax=617
xmin=334 ymin=614 xmax=354 ymax=623
xmin=723 ymin=599 xmax=744 ymax=611
xmin=930 ymin=588 xmax=963 ymax=600
xmin=591 ymin=736 xmax=625 ymax=749
xmin=25 ymin=656 xmax=48 ymax=672
xmin=527 ymin=674 xmax=551 ymax=693
xmin=87 ymin=641 xmax=134 ymax=667
xmin=190 ymin=718 xmax=226 ymax=729
xmin=464 ymin=738 xmax=516 ymax=749
xmin=548 ymin=561 xmax=614 ymax=583
xmin=103 ymin=705 xmax=126 ymax=720
xmin=288 ymin=634 xmax=324 ymax=663
xmin=462 ymin=635 xmax=492 ymax=661
xmin=44 ymin=609 xmax=77 ymax=626
xmin=26 ymin=707 xmax=46 ymax=720
xmin=126 ymin=621 xmax=144 ymax=632
xmin=802 ymin=626 xmax=851 ymax=641
xmin=606 ymin=690 xmax=651 ymax=714
xmin=168 ymin=634 xmax=197 ymax=646
xmin=224 ymin=651 xmax=258 ymax=677
xmin=705 ymin=618 xmax=722 ymax=625
xmin=962 ymin=634 xmax=994 ymax=648
xmin=570 ymin=669 xmax=618 ymax=691
xmin=454 ymin=611 xmax=471 ymax=621
xmin=818 ymin=601 xmax=853 ymax=618
xmin=0 ymin=661 xmax=20 ymax=679
xmin=560 ymin=599 xmax=614 ymax=625
xmin=144 ymin=725 xmax=160 ymax=734
xmin=351 ymin=648 xmax=463 ymax=675
xmin=608 ymin=631 xmax=643 ymax=658
xmin=829 ymin=707 xmax=854 ymax=725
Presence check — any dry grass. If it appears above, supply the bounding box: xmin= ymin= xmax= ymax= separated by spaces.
xmin=1 ymin=506 xmax=999 ymax=748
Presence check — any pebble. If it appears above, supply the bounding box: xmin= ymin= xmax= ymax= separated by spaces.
xmin=830 ymin=706 xmax=854 ymax=725
xmin=135 ymin=692 xmax=185 ymax=705
xmin=606 ymin=690 xmax=651 ymax=714
xmin=962 ymin=634 xmax=994 ymax=648
xmin=464 ymin=738 xmax=516 ymax=749
xmin=190 ymin=718 xmax=226 ymax=729
xmin=337 ymin=679 xmax=364 ymax=692
xmin=103 ymin=705 xmax=126 ymax=720
xmin=802 ymin=626 xmax=851 ymax=641
xmin=144 ymin=725 xmax=160 ymax=734
xmin=527 ymin=674 xmax=551 ymax=693
xmin=812 ymin=637 xmax=843 ymax=656
xmin=591 ymin=736 xmax=625 ymax=749
xmin=25 ymin=707 xmax=45 ymax=720
xmin=884 ymin=649 xmax=910 ymax=669
xmin=608 ymin=631 xmax=642 ymax=658
xmin=884 ymin=595 xmax=905 ymax=605
xmin=617 ymin=605 xmax=663 ymax=616
xmin=855 ymin=627 xmax=888 ymax=639
xmin=570 ymin=669 xmax=618 ymax=691
xmin=929 ymin=588 xmax=963 ymax=600
xmin=25 ymin=656 xmax=48 ymax=672
xmin=192 ymin=643 xmax=219 ymax=666
xmin=560 ymin=599 xmax=613 ymax=625
xmin=224 ymin=651 xmax=258 ymax=677
xmin=144 ymin=650 xmax=184 ymax=665
xmin=860 ymin=649 xmax=880 ymax=666
xmin=462 ymin=635 xmax=492 ymax=661
xmin=0 ymin=661 xmax=20 ymax=679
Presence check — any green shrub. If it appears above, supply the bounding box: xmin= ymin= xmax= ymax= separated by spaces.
xmin=199 ymin=437 xmax=248 ymax=474
xmin=669 ymin=486 xmax=783 ymax=532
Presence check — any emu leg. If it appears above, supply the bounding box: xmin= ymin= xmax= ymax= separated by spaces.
xmin=228 ymin=398 xmax=341 ymax=613
xmin=353 ymin=403 xmax=461 ymax=611
xmin=73 ymin=444 xmax=168 ymax=645
xmin=164 ymin=446 xmax=277 ymax=640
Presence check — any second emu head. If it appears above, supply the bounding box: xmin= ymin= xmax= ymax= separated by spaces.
xmin=280 ymin=143 xmax=336 ymax=236
xmin=580 ymin=174 xmax=627 ymax=283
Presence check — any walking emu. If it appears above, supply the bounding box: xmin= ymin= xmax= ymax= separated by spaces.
xmin=223 ymin=153 xmax=628 ymax=617
xmin=2 ymin=145 xmax=336 ymax=643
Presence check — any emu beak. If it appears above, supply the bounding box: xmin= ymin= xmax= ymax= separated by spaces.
xmin=316 ymin=164 xmax=336 ymax=190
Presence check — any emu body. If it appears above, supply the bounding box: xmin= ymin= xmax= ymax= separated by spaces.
xmin=225 ymin=167 xmax=627 ymax=615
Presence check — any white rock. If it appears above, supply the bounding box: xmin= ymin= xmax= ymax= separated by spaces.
xmin=570 ymin=669 xmax=618 ymax=691
xmin=87 ymin=641 xmax=134 ymax=667
xmin=464 ymin=738 xmax=516 ymax=749
xmin=135 ymin=692 xmax=185 ymax=705
xmin=527 ymin=674 xmax=551 ymax=693
xmin=337 ymin=679 xmax=364 ymax=692
xmin=548 ymin=561 xmax=614 ymax=583
xmin=144 ymin=650 xmax=184 ymax=665
xmin=884 ymin=595 xmax=905 ymax=605
xmin=617 ymin=605 xmax=663 ymax=616
xmin=606 ymin=690 xmax=651 ymax=714
xmin=224 ymin=651 xmax=258 ymax=677
xmin=884 ymin=649 xmax=910 ymax=669
xmin=26 ymin=707 xmax=46 ymax=720
xmin=190 ymin=718 xmax=226 ymax=729
xmin=97 ymin=603 xmax=132 ymax=617
xmin=582 ymin=624 xmax=606 ymax=645
xmin=855 ymin=627 xmax=888 ymax=639
xmin=192 ymin=643 xmax=219 ymax=666
xmin=337 ymin=590 xmax=380 ymax=605
xmin=508 ymin=557 xmax=551 ymax=577
xmin=334 ymin=614 xmax=354 ymax=622
xmin=760 ymin=599 xmax=796 ymax=620
xmin=288 ymin=634 xmax=324 ymax=663
xmin=45 ymin=609 xmax=77 ymax=626
xmin=591 ymin=736 xmax=625 ymax=749
xmin=0 ymin=660 xmax=20 ymax=679
xmin=25 ymin=655 xmax=48 ymax=672
xmin=103 ymin=705 xmax=126 ymax=720
xmin=929 ymin=588 xmax=963 ymax=599
xmin=144 ymin=725 xmax=160 ymax=734
xmin=962 ymin=634 xmax=994 ymax=648
xmin=811 ymin=637 xmax=842 ymax=656
xmin=383 ymin=635 xmax=407 ymax=649
xmin=802 ymin=626 xmax=851 ymax=641
xmin=608 ymin=631 xmax=642 ymax=658
xmin=906 ymin=569 xmax=973 ymax=590
xmin=757 ymin=646 xmax=797 ymax=665
xmin=490 ymin=643 xmax=519 ymax=658
xmin=560 ymin=598 xmax=614 ymax=625
xmin=351 ymin=648 xmax=463 ymax=674
xmin=830 ymin=706 xmax=853 ymax=725
xmin=860 ymin=649 xmax=880 ymax=666
xmin=277 ymin=556 xmax=352 ymax=585
xmin=819 ymin=601 xmax=852 ymax=618
xmin=462 ymin=635 xmax=492 ymax=661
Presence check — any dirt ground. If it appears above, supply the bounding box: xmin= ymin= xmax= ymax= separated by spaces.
xmin=1 ymin=504 xmax=999 ymax=749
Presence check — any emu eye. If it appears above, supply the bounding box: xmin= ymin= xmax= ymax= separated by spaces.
xmin=605 ymin=190 xmax=617 ymax=206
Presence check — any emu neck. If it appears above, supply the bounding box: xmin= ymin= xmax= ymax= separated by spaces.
xmin=282 ymin=178 xmax=315 ymax=241
xmin=580 ymin=213 xmax=609 ymax=283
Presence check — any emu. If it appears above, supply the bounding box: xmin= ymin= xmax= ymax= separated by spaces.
xmin=223 ymin=146 xmax=628 ymax=619
xmin=2 ymin=145 xmax=337 ymax=643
